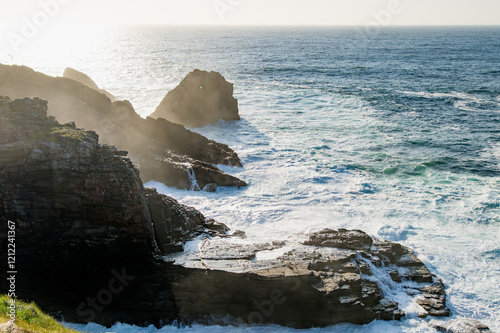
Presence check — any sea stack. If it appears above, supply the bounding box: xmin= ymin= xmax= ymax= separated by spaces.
xmin=151 ymin=69 xmax=240 ymax=127
xmin=63 ymin=67 xmax=116 ymax=101
xmin=0 ymin=64 xmax=245 ymax=190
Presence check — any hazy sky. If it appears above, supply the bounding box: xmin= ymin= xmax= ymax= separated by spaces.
xmin=1 ymin=0 xmax=500 ymax=26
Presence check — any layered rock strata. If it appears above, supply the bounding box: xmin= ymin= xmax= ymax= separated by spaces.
xmin=168 ymin=228 xmax=450 ymax=327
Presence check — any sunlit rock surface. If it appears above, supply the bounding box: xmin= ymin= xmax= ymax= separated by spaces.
xmin=429 ymin=318 xmax=492 ymax=333
xmin=0 ymin=64 xmax=245 ymax=190
xmin=151 ymin=69 xmax=240 ymax=127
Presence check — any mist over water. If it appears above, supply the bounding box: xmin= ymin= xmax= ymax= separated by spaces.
xmin=1 ymin=26 xmax=499 ymax=332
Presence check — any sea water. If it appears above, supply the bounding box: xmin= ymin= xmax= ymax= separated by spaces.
xmin=0 ymin=26 xmax=499 ymax=332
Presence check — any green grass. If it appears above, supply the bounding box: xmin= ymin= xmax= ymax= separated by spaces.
xmin=50 ymin=127 xmax=88 ymax=141
xmin=0 ymin=295 xmax=79 ymax=333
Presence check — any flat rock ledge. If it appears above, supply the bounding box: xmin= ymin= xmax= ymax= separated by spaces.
xmin=166 ymin=228 xmax=451 ymax=328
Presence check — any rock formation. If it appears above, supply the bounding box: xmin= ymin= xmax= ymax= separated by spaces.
xmin=169 ymin=228 xmax=450 ymax=327
xmin=0 ymin=64 xmax=245 ymax=190
xmin=151 ymin=69 xmax=240 ymax=127
xmin=63 ymin=67 xmax=117 ymax=101
xmin=0 ymin=97 xmax=227 ymax=325
xmin=0 ymin=97 xmax=452 ymax=329
xmin=429 ymin=319 xmax=492 ymax=333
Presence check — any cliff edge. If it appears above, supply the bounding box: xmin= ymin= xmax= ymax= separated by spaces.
xmin=0 ymin=97 xmax=451 ymax=329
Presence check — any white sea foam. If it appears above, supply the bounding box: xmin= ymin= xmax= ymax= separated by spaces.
xmin=66 ymin=319 xmax=439 ymax=333
xmin=2 ymin=27 xmax=499 ymax=332
xmin=399 ymin=90 xmax=500 ymax=113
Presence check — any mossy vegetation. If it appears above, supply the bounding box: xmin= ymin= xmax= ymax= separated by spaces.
xmin=50 ymin=127 xmax=88 ymax=141
xmin=0 ymin=295 xmax=79 ymax=333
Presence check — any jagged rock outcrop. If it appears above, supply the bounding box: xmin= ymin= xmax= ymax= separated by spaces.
xmin=0 ymin=64 xmax=245 ymax=190
xmin=0 ymin=97 xmax=226 ymax=325
xmin=63 ymin=67 xmax=116 ymax=101
xmin=145 ymin=188 xmax=228 ymax=254
xmin=151 ymin=69 xmax=240 ymax=127
xmin=0 ymin=97 xmax=452 ymax=329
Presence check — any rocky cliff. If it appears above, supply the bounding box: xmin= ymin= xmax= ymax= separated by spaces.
xmin=0 ymin=97 xmax=225 ymax=325
xmin=0 ymin=97 xmax=451 ymax=329
xmin=151 ymin=69 xmax=240 ymax=127
xmin=0 ymin=64 xmax=245 ymax=190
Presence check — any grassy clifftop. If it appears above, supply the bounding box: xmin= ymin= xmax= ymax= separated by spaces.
xmin=0 ymin=296 xmax=79 ymax=333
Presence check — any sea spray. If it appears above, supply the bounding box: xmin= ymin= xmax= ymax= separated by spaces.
xmin=358 ymin=256 xmax=427 ymax=319
xmin=185 ymin=165 xmax=201 ymax=191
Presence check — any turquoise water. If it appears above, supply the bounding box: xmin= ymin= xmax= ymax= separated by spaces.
xmin=1 ymin=26 xmax=499 ymax=332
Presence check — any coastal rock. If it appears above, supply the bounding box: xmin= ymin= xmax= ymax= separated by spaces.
xmin=429 ymin=319 xmax=492 ymax=333
xmin=63 ymin=67 xmax=117 ymax=101
xmin=202 ymin=183 xmax=218 ymax=192
xmin=168 ymin=229 xmax=450 ymax=327
xmin=0 ymin=97 xmax=451 ymax=329
xmin=145 ymin=188 xmax=228 ymax=254
xmin=304 ymin=228 xmax=373 ymax=250
xmin=0 ymin=97 xmax=226 ymax=325
xmin=151 ymin=69 xmax=240 ymax=127
xmin=0 ymin=64 xmax=245 ymax=189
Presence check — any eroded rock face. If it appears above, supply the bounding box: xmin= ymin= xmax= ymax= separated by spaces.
xmin=0 ymin=97 xmax=226 ymax=326
xmin=151 ymin=69 xmax=240 ymax=127
xmin=145 ymin=188 xmax=228 ymax=254
xmin=0 ymin=64 xmax=245 ymax=190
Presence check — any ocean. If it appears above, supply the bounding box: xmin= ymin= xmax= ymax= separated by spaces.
xmin=0 ymin=26 xmax=499 ymax=332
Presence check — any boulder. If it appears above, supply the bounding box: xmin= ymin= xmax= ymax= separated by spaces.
xmin=151 ymin=69 xmax=240 ymax=127
xmin=0 ymin=64 xmax=245 ymax=190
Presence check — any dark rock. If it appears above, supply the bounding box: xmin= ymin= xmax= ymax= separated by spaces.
xmin=202 ymin=183 xmax=218 ymax=192
xmin=304 ymin=228 xmax=373 ymax=251
xmin=0 ymin=64 xmax=245 ymax=190
xmin=151 ymin=69 xmax=240 ymax=127
xmin=145 ymin=188 xmax=217 ymax=254
xmin=0 ymin=97 xmax=452 ymax=329
xmin=169 ymin=229 xmax=451 ymax=327
xmin=0 ymin=98 xmax=227 ymax=326
xmin=429 ymin=319 xmax=492 ymax=333
xmin=415 ymin=279 xmax=450 ymax=316
xmin=203 ymin=219 xmax=230 ymax=236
